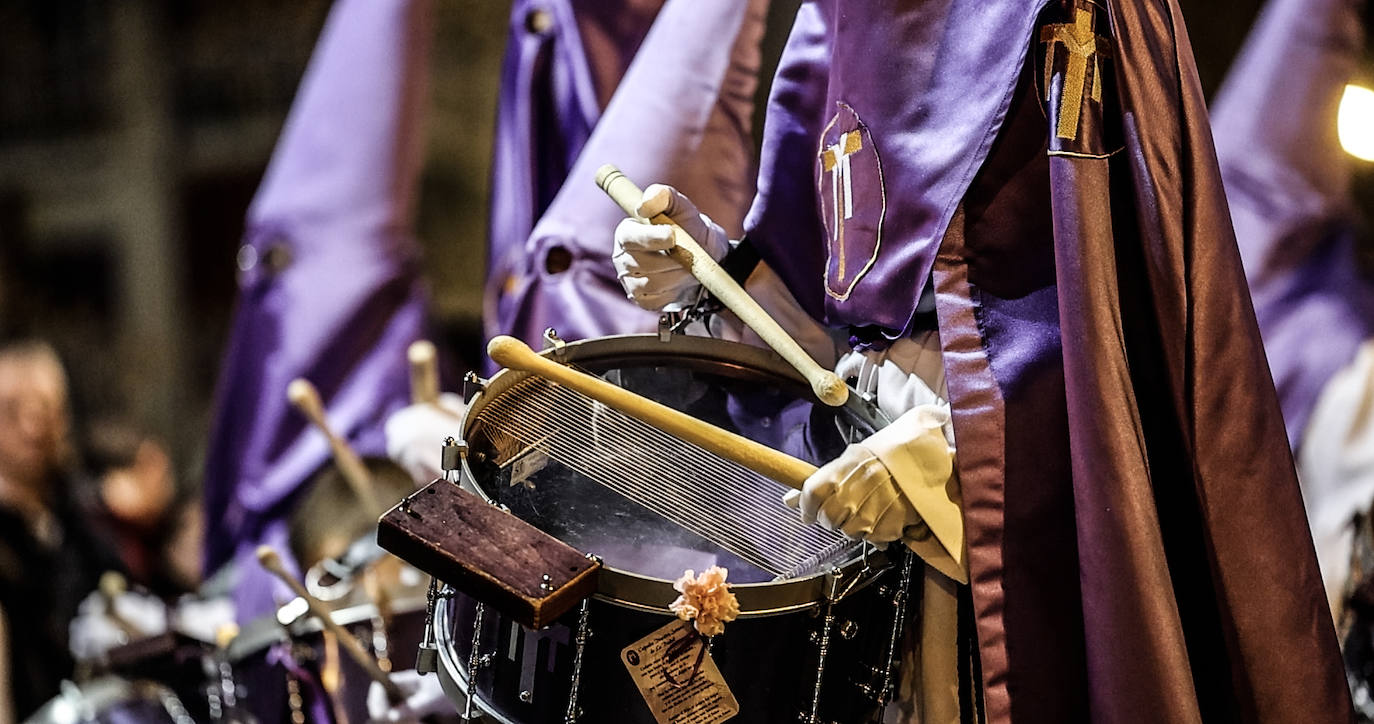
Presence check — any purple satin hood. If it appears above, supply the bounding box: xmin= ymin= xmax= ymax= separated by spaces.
xmin=202 ymin=0 xmax=432 ymax=621
xmin=484 ymin=0 xmax=765 ymax=351
xmin=1212 ymin=0 xmax=1373 ymax=448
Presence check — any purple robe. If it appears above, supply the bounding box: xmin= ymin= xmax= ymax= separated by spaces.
xmin=1211 ymin=0 xmax=1372 ymax=449
xmin=202 ymin=0 xmax=432 ymax=624
xmin=744 ymin=0 xmax=1349 ymax=720
xmin=484 ymin=0 xmax=764 ymax=352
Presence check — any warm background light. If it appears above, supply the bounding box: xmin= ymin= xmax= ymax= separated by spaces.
xmin=1338 ymin=84 xmax=1374 ymax=162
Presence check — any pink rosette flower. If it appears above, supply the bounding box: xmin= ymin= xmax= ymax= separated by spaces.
xmin=669 ymin=566 xmax=740 ymax=637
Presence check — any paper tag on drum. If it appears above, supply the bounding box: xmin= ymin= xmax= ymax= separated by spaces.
xmin=621 ymin=621 xmax=739 ymax=724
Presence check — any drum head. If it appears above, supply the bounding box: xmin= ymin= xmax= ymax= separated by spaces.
xmin=463 ymin=335 xmax=882 ymax=592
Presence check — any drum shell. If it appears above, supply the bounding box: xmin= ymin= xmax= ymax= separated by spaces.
xmin=441 ymin=571 xmax=899 ymax=724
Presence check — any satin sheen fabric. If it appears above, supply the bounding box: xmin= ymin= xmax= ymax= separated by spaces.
xmin=484 ymin=0 xmax=764 ymax=353
xmin=1211 ymin=0 xmax=1372 ymax=450
xmin=201 ymin=0 xmax=432 ymax=626
xmin=746 ymin=0 xmax=1351 ymax=720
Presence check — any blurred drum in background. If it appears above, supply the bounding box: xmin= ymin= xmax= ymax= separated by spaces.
xmin=23 ymin=677 xmax=193 ymax=724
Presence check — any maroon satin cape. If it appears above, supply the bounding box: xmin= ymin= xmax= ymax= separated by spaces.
xmin=932 ymin=0 xmax=1352 ymax=721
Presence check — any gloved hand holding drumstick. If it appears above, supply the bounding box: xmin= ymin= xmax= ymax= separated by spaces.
xmin=597 ymin=170 xmax=967 ymax=581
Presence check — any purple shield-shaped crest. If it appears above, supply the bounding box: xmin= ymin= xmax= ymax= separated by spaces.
xmin=814 ymin=101 xmax=886 ymax=301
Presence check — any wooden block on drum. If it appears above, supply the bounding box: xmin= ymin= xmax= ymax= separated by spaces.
xmin=377 ymin=480 xmax=600 ymax=629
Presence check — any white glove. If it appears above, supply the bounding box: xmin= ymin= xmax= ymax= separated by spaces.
xmin=613 ymin=184 xmax=731 ymax=310
xmin=69 ymin=588 xmax=168 ymax=661
xmin=785 ymin=405 xmax=966 ymax=581
xmin=367 ymin=670 xmax=451 ymax=723
xmin=384 ymin=392 xmax=466 ymax=484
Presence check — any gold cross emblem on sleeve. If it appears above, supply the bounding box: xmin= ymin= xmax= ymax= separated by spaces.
xmin=1040 ymin=7 xmax=1109 ymax=141
xmin=821 ymin=130 xmax=862 ymax=281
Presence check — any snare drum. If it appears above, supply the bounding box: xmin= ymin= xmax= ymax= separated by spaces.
xmin=228 ymin=563 xmax=430 ymax=724
xmin=23 ymin=677 xmax=193 ymax=724
xmin=433 ymin=334 xmax=914 ymax=724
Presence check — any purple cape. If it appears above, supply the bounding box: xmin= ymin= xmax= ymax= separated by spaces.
xmin=747 ymin=0 xmax=1350 ymax=720
xmin=201 ymin=0 xmax=432 ymax=622
xmin=483 ymin=0 xmax=765 ymax=352
xmin=1211 ymin=0 xmax=1372 ymax=449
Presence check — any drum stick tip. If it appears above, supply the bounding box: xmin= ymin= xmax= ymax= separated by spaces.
xmin=286 ymin=378 xmax=319 ymax=408
xmin=407 ymin=339 xmax=436 ymax=365
xmin=255 ymin=545 xmax=283 ymax=571
xmin=595 ymin=163 xmax=621 ymax=188
xmin=815 ymin=373 xmax=850 ymax=407
xmin=486 ymin=335 xmax=530 ymax=367
xmin=98 ymin=570 xmax=127 ymax=599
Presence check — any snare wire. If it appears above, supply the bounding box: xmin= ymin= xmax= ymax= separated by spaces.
xmin=473 ymin=375 xmax=854 ymax=577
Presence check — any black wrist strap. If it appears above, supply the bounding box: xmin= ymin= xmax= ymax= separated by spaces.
xmin=718 ymin=236 xmax=762 ymax=287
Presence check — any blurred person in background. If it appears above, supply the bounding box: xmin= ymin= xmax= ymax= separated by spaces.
xmin=0 ymin=340 xmax=120 ymax=723
xmin=83 ymin=419 xmax=181 ymax=595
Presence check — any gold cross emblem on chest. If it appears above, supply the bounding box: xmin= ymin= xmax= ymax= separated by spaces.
xmin=1040 ymin=7 xmax=1109 ymax=141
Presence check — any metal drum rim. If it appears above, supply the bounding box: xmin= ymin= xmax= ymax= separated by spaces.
xmin=460 ymin=333 xmax=890 ymax=617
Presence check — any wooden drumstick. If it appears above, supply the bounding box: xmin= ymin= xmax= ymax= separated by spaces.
xmin=596 ymin=165 xmax=848 ymax=407
xmin=408 ymin=340 xmax=439 ymax=405
xmin=256 ymin=546 xmax=406 ymax=703
xmin=286 ymin=378 xmax=381 ymax=517
xmin=488 ymin=335 xmax=817 ymax=489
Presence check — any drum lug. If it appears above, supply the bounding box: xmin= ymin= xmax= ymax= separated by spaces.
xmin=417 ymin=578 xmax=442 ymax=674
xmin=462 ymin=371 xmax=487 ymax=403
xmin=441 ymin=436 xmax=469 ymax=484
xmin=657 ymin=311 xmax=683 ymax=341
xmin=542 ymin=328 xmax=568 ymax=356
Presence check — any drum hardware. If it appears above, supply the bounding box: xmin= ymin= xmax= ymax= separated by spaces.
xmin=563 ymin=598 xmax=592 ymax=724
xmin=441 ymin=436 xmax=468 ymax=483
xmin=803 ymin=595 xmax=839 ymax=724
xmin=802 ymin=566 xmax=861 ymax=724
xmin=417 ymin=578 xmax=443 ymax=674
xmin=462 ymin=602 xmax=490 ymax=721
xmin=256 ymin=547 xmax=406 ymax=703
xmin=541 ymin=328 xmax=568 ymax=355
xmin=857 ymin=549 xmax=916 ymax=706
xmin=463 ymin=371 xmax=488 ymax=403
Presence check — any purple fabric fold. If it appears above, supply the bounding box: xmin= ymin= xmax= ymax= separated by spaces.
xmin=1212 ymin=0 xmax=1372 ymax=447
xmin=744 ymin=0 xmax=1049 ymax=334
xmin=202 ymin=0 xmax=433 ymax=622
xmin=483 ymin=0 xmax=765 ymax=352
